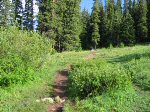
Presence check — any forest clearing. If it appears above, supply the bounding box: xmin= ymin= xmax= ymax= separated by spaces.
xmin=1 ymin=37 xmax=150 ymax=111
xmin=0 ymin=0 xmax=150 ymax=112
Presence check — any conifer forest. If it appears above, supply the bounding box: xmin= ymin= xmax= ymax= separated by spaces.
xmin=0 ymin=0 xmax=150 ymax=112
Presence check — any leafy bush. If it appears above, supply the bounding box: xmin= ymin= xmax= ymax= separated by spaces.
xmin=65 ymin=89 xmax=136 ymax=112
xmin=0 ymin=54 xmax=34 ymax=87
xmin=0 ymin=26 xmax=53 ymax=87
xmin=68 ymin=59 xmax=132 ymax=98
xmin=124 ymin=58 xmax=150 ymax=90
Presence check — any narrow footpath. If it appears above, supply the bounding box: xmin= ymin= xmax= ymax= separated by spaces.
xmin=48 ymin=69 xmax=69 ymax=112
xmin=48 ymin=51 xmax=96 ymax=112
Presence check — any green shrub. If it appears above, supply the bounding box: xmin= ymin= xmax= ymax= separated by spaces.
xmin=65 ymin=89 xmax=136 ymax=112
xmin=0 ymin=26 xmax=53 ymax=87
xmin=0 ymin=54 xmax=34 ymax=87
xmin=68 ymin=59 xmax=132 ymax=98
xmin=124 ymin=58 xmax=150 ymax=90
xmin=120 ymin=42 xmax=125 ymax=48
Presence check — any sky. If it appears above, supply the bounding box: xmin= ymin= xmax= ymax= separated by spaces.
xmin=22 ymin=0 xmax=102 ymax=14
xmin=22 ymin=0 xmax=94 ymax=14
xmin=80 ymin=0 xmax=106 ymax=13
xmin=80 ymin=0 xmax=94 ymax=13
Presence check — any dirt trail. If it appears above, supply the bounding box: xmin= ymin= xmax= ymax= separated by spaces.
xmin=48 ymin=69 xmax=69 ymax=112
xmin=48 ymin=52 xmax=96 ymax=112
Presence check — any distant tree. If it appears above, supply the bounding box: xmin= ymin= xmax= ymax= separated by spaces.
xmin=12 ymin=0 xmax=23 ymax=28
xmin=147 ymin=0 xmax=150 ymax=40
xmin=124 ymin=0 xmax=129 ymax=14
xmin=98 ymin=0 xmax=107 ymax=47
xmin=128 ymin=0 xmax=132 ymax=14
xmin=54 ymin=0 xmax=64 ymax=51
xmin=131 ymin=0 xmax=138 ymax=42
xmin=106 ymin=0 xmax=115 ymax=46
xmin=117 ymin=0 xmax=122 ymax=11
xmin=23 ymin=0 xmax=34 ymax=30
xmin=80 ymin=8 xmax=91 ymax=49
xmin=0 ymin=0 xmax=11 ymax=26
xmin=136 ymin=0 xmax=148 ymax=42
xmin=91 ymin=0 xmax=100 ymax=49
xmin=38 ymin=0 xmax=57 ymax=40
xmin=121 ymin=10 xmax=135 ymax=45
xmin=112 ymin=0 xmax=122 ymax=46
xmin=62 ymin=0 xmax=81 ymax=51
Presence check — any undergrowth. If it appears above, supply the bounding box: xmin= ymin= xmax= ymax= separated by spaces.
xmin=65 ymin=45 xmax=150 ymax=112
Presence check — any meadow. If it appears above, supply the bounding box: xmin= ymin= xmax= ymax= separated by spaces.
xmin=65 ymin=45 xmax=150 ymax=112
xmin=0 ymin=27 xmax=150 ymax=112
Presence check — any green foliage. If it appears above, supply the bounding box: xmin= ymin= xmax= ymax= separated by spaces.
xmin=120 ymin=42 xmax=125 ymax=48
xmin=121 ymin=10 xmax=135 ymax=45
xmin=65 ymin=89 xmax=136 ymax=112
xmin=0 ymin=55 xmax=34 ymax=87
xmin=98 ymin=1 xmax=107 ymax=47
xmin=91 ymin=0 xmax=100 ymax=49
xmin=0 ymin=0 xmax=11 ymax=26
xmin=136 ymin=0 xmax=148 ymax=42
xmin=109 ymin=43 xmax=113 ymax=49
xmin=0 ymin=26 xmax=53 ymax=87
xmin=38 ymin=0 xmax=81 ymax=51
xmin=38 ymin=0 xmax=57 ymax=39
xmin=105 ymin=0 xmax=115 ymax=46
xmin=65 ymin=45 xmax=150 ymax=112
xmin=23 ymin=0 xmax=34 ymax=30
xmin=80 ymin=9 xmax=91 ymax=49
xmin=124 ymin=58 xmax=150 ymax=90
xmin=0 ymin=65 xmax=59 ymax=112
xmin=68 ymin=59 xmax=132 ymax=98
xmin=62 ymin=0 xmax=81 ymax=51
xmin=147 ymin=0 xmax=150 ymax=40
xmin=12 ymin=0 xmax=23 ymax=28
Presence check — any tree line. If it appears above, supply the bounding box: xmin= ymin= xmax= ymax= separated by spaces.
xmin=0 ymin=0 xmax=150 ymax=51
xmin=82 ymin=0 xmax=150 ymax=49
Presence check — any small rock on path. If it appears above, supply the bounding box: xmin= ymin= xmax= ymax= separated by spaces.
xmin=48 ymin=69 xmax=69 ymax=112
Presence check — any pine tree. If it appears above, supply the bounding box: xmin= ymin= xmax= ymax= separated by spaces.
xmin=128 ymin=0 xmax=132 ymax=14
xmin=106 ymin=0 xmax=115 ymax=46
xmin=98 ymin=0 xmax=107 ymax=47
xmin=131 ymin=0 xmax=138 ymax=42
xmin=62 ymin=0 xmax=81 ymax=51
xmin=136 ymin=0 xmax=148 ymax=42
xmin=23 ymin=0 xmax=34 ymax=30
xmin=0 ymin=0 xmax=11 ymax=26
xmin=91 ymin=0 xmax=100 ymax=49
xmin=12 ymin=0 xmax=23 ymax=28
xmin=124 ymin=0 xmax=129 ymax=14
xmin=117 ymin=0 xmax=122 ymax=10
xmin=112 ymin=0 xmax=122 ymax=46
xmin=80 ymin=8 xmax=91 ymax=49
xmin=38 ymin=0 xmax=58 ymax=48
xmin=147 ymin=0 xmax=150 ymax=40
xmin=38 ymin=0 xmax=47 ymax=33
xmin=54 ymin=0 xmax=65 ymax=51
xmin=121 ymin=10 xmax=135 ymax=45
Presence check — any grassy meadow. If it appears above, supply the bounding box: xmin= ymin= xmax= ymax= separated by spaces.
xmin=0 ymin=27 xmax=149 ymax=112
xmin=64 ymin=45 xmax=150 ymax=112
